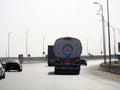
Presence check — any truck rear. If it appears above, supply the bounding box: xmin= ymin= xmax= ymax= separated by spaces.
xmin=54 ymin=37 xmax=82 ymax=74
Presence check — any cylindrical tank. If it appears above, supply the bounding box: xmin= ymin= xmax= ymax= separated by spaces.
xmin=54 ymin=37 xmax=82 ymax=58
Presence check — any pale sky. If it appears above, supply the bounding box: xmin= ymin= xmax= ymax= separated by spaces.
xmin=0 ymin=0 xmax=120 ymax=57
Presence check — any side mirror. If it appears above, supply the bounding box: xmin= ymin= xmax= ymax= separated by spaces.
xmin=80 ymin=59 xmax=87 ymax=66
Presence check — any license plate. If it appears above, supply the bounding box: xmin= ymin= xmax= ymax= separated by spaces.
xmin=65 ymin=61 xmax=71 ymax=65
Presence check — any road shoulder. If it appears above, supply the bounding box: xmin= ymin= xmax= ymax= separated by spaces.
xmin=89 ymin=65 xmax=120 ymax=82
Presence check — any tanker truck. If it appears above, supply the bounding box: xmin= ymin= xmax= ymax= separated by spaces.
xmin=54 ymin=37 xmax=82 ymax=74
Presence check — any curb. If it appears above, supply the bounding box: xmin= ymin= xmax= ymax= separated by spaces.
xmin=100 ymin=61 xmax=120 ymax=75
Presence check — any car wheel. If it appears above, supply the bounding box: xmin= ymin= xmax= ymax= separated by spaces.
xmin=18 ymin=69 xmax=22 ymax=72
xmin=5 ymin=69 xmax=9 ymax=72
xmin=0 ymin=76 xmax=2 ymax=80
xmin=2 ymin=73 xmax=5 ymax=79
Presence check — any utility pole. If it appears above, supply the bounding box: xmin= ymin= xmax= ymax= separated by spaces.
xmin=43 ymin=35 xmax=45 ymax=57
xmin=111 ymin=26 xmax=116 ymax=62
xmin=26 ymin=29 xmax=29 ymax=57
xmin=107 ymin=0 xmax=111 ymax=65
xmin=94 ymin=2 xmax=106 ymax=64
xmin=8 ymin=32 xmax=11 ymax=58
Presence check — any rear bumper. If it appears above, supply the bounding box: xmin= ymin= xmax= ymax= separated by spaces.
xmin=5 ymin=64 xmax=21 ymax=70
xmin=55 ymin=64 xmax=80 ymax=71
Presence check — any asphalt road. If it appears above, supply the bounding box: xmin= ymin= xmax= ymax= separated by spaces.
xmin=0 ymin=60 xmax=120 ymax=90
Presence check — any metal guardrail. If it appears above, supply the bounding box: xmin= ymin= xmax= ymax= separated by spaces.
xmin=0 ymin=55 xmax=117 ymax=64
xmin=0 ymin=55 xmax=116 ymax=61
xmin=0 ymin=57 xmax=47 ymax=64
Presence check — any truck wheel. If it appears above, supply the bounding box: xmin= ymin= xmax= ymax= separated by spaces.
xmin=55 ymin=69 xmax=59 ymax=74
xmin=55 ymin=70 xmax=57 ymax=74
xmin=48 ymin=63 xmax=52 ymax=66
xmin=75 ymin=70 xmax=80 ymax=75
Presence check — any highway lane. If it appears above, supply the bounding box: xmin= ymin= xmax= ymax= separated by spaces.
xmin=0 ymin=60 xmax=120 ymax=90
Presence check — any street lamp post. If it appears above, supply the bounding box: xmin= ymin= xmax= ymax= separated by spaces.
xmin=8 ymin=32 xmax=11 ymax=58
xmin=111 ymin=26 xmax=116 ymax=61
xmin=43 ymin=35 xmax=45 ymax=57
xmin=94 ymin=2 xmax=106 ymax=64
xmin=107 ymin=0 xmax=111 ymax=65
xmin=100 ymin=38 xmax=103 ymax=54
xmin=26 ymin=29 xmax=29 ymax=57
xmin=86 ymin=38 xmax=89 ymax=55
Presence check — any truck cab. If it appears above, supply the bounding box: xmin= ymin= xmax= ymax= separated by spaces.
xmin=47 ymin=45 xmax=55 ymax=66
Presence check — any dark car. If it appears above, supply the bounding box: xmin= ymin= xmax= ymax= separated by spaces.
xmin=0 ymin=60 xmax=5 ymax=79
xmin=80 ymin=58 xmax=87 ymax=66
xmin=5 ymin=59 xmax=22 ymax=72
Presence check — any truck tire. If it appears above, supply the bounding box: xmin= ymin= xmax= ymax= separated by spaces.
xmin=75 ymin=70 xmax=80 ymax=75
xmin=55 ymin=70 xmax=57 ymax=74
xmin=48 ymin=63 xmax=52 ymax=66
xmin=55 ymin=68 xmax=59 ymax=74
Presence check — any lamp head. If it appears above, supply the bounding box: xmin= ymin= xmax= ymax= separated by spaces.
xmin=93 ymin=2 xmax=98 ymax=4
